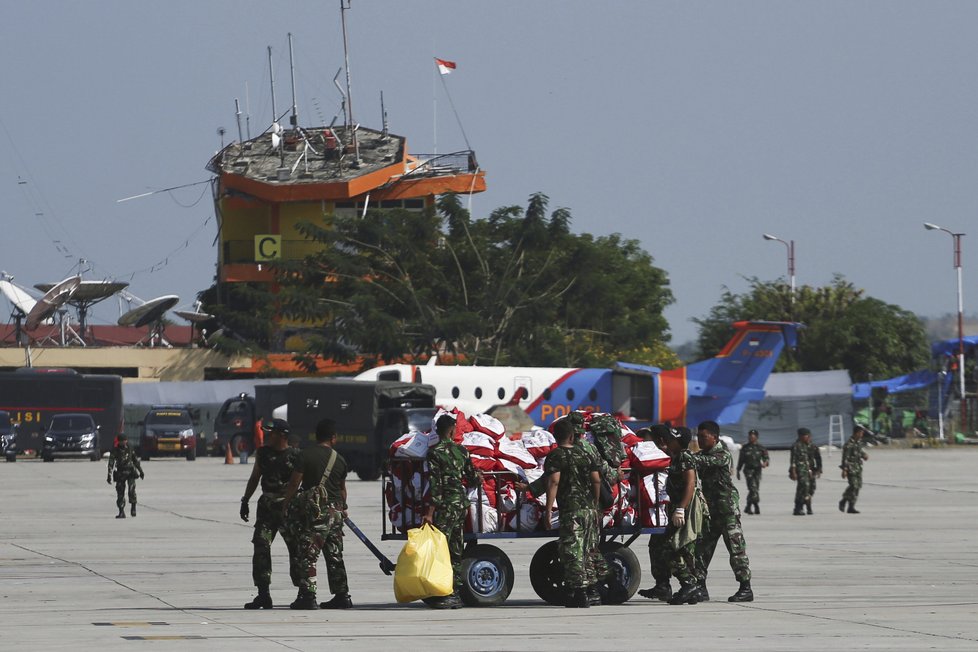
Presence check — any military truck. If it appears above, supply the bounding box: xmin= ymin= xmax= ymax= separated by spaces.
xmin=212 ymin=384 xmax=291 ymax=457
xmin=285 ymin=379 xmax=437 ymax=480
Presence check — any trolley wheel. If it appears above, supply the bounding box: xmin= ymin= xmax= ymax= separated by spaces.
xmin=596 ymin=541 xmax=642 ymax=604
xmin=529 ymin=540 xmax=566 ymax=605
xmin=459 ymin=544 xmax=514 ymax=607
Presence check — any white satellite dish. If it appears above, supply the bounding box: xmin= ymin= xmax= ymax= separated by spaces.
xmin=118 ymin=294 xmax=179 ymax=328
xmin=0 ymin=276 xmax=37 ymax=315
xmin=25 ymin=275 xmax=81 ymax=330
xmin=34 ymin=279 xmax=129 ymax=337
xmin=173 ymin=308 xmax=215 ymax=323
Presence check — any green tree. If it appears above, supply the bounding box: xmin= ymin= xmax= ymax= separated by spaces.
xmin=693 ymin=276 xmax=929 ymax=381
xmin=271 ymin=193 xmax=674 ymax=369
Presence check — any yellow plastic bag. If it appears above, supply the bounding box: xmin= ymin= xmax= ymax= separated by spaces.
xmin=393 ymin=523 xmax=454 ymax=602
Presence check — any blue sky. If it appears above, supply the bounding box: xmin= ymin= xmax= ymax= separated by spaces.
xmin=2 ymin=2 xmax=977 ymax=345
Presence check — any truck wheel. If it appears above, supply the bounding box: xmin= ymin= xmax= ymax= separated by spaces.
xmin=42 ymin=454 xmax=53 ymax=462
xmin=90 ymin=452 xmax=100 ymax=461
xmin=529 ymin=540 xmax=566 ymax=605
xmin=5 ymin=453 xmax=15 ymax=462
xmin=355 ymin=466 xmax=381 ymax=481
xmin=140 ymin=451 xmax=150 ymax=462
xmin=458 ymin=544 xmax=514 ymax=607
xmin=596 ymin=541 xmax=642 ymax=604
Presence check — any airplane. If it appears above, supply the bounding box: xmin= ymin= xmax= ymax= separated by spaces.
xmin=354 ymin=321 xmax=801 ymax=428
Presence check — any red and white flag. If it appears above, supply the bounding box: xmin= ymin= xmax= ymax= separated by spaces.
xmin=435 ymin=57 xmax=457 ymax=75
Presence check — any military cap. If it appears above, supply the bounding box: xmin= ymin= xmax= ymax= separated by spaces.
xmin=748 ymin=429 xmax=759 ymax=435
xmin=797 ymin=427 xmax=811 ymax=436
xmin=260 ymin=418 xmax=290 ymax=434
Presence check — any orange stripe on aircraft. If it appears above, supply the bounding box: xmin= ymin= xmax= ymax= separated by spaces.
xmin=657 ymin=367 xmax=688 ymax=425
xmin=716 ymin=321 xmax=781 ymax=357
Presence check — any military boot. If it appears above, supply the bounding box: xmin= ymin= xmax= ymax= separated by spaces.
xmin=697 ymin=581 xmax=710 ymax=602
xmin=744 ymin=502 xmax=753 ymax=514
xmin=637 ymin=580 xmax=673 ymax=601
xmin=793 ymin=501 xmax=804 ymax=516
xmin=586 ymin=586 xmax=602 ymax=606
xmin=130 ymin=503 xmax=137 ymax=517
xmin=839 ymin=498 xmax=847 ymax=512
xmin=753 ymin=502 xmax=761 ymax=515
xmin=116 ymin=507 xmax=126 ymax=519
xmin=847 ymin=504 xmax=860 ymax=514
xmin=565 ymin=589 xmax=590 ymax=608
xmin=289 ymin=590 xmax=319 ymax=610
xmin=244 ymin=587 xmax=273 ymax=609
xmin=319 ymin=593 xmax=353 ymax=609
xmin=668 ymin=583 xmax=700 ymax=605
xmin=805 ymin=500 xmax=813 ymax=515
xmin=728 ymin=580 xmax=754 ymax=602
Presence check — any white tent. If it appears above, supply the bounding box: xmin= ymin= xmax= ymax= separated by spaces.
xmin=727 ymin=370 xmax=854 ymax=449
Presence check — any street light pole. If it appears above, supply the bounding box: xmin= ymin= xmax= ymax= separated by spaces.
xmin=924 ymin=222 xmax=967 ymax=430
xmin=763 ymin=233 xmax=796 ymax=302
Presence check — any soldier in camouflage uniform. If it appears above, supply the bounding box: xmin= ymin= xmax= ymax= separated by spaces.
xmin=637 ymin=424 xmax=676 ymax=601
xmin=789 ymin=428 xmax=817 ymax=515
xmin=282 ymin=419 xmax=352 ymax=610
xmin=807 ymin=435 xmax=823 ymax=514
xmin=736 ymin=429 xmax=769 ymax=515
xmin=839 ymin=426 xmax=869 ymax=514
xmin=544 ymin=417 xmax=602 ymax=608
xmin=240 ymin=418 xmax=301 ymax=609
xmin=423 ymin=413 xmax=481 ymax=609
xmin=693 ymin=420 xmax=753 ymax=602
xmin=106 ymin=434 xmax=143 ymax=518
xmin=661 ymin=426 xmax=709 ymax=606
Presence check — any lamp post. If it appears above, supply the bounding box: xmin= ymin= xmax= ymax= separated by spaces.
xmin=924 ymin=222 xmax=966 ymax=430
xmin=763 ymin=233 xmax=795 ymax=303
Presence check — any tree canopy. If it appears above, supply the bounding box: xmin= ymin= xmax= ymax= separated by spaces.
xmin=269 ymin=193 xmax=677 ymax=369
xmin=693 ymin=275 xmax=930 ymax=381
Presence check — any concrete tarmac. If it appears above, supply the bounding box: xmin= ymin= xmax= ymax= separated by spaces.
xmin=1 ymin=446 xmax=977 ymax=651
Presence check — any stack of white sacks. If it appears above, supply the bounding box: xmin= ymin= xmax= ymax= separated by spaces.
xmin=385 ymin=408 xmax=671 ymax=534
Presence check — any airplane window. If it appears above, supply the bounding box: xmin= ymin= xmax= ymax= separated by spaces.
xmin=475 ymin=387 xmax=483 ymax=399
xmin=566 ymin=388 xmax=575 ymax=401
xmin=543 ymin=388 xmax=552 ymax=400
xmin=588 ymin=389 xmax=598 ymax=401
xmin=452 ymin=387 xmax=460 ymax=399
xmin=497 ymin=387 xmax=505 ymax=400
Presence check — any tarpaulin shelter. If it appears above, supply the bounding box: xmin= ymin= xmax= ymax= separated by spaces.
xmin=727 ymin=370 xmax=853 ymax=448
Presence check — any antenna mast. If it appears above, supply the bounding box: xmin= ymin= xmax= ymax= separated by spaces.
xmin=268 ymin=46 xmax=278 ymax=125
xmin=380 ymin=91 xmax=388 ymax=139
xmin=234 ymin=98 xmax=244 ymax=144
xmin=340 ymin=0 xmax=359 ymax=163
xmin=288 ymin=32 xmax=299 ymax=130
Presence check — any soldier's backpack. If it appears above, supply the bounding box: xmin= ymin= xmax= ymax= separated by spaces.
xmin=288 ymin=448 xmax=338 ymax=529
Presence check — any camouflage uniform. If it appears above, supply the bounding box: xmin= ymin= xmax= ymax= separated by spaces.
xmin=652 ymin=449 xmax=707 ymax=586
xmin=544 ymin=445 xmax=600 ymax=590
xmin=289 ymin=445 xmax=349 ymax=598
xmin=694 ymin=440 xmax=751 ymax=583
xmin=841 ymin=436 xmax=868 ymax=507
xmin=789 ymin=439 xmax=815 ymax=512
xmin=107 ymin=444 xmax=143 ymax=511
xmin=808 ymin=441 xmax=823 ymax=499
xmin=252 ymin=445 xmax=302 ymax=589
xmin=427 ymin=438 xmax=480 ymax=593
xmin=736 ymin=440 xmax=769 ymax=509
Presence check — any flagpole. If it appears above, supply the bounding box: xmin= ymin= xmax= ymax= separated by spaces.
xmin=435 ymin=61 xmax=472 ymax=152
xmin=433 ymin=61 xmax=437 ymax=155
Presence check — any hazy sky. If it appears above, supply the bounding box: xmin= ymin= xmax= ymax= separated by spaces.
xmin=2 ymin=2 xmax=977 ymax=346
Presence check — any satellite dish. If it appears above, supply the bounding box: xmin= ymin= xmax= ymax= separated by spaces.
xmin=174 ymin=309 xmax=215 ymax=323
xmin=118 ymin=295 xmax=179 ymax=328
xmin=0 ymin=277 xmax=37 ymax=315
xmin=34 ymin=280 xmax=129 ymax=337
xmin=25 ymin=275 xmax=81 ymax=330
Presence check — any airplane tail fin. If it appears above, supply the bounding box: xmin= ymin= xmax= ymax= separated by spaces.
xmin=667 ymin=321 xmax=800 ymax=425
